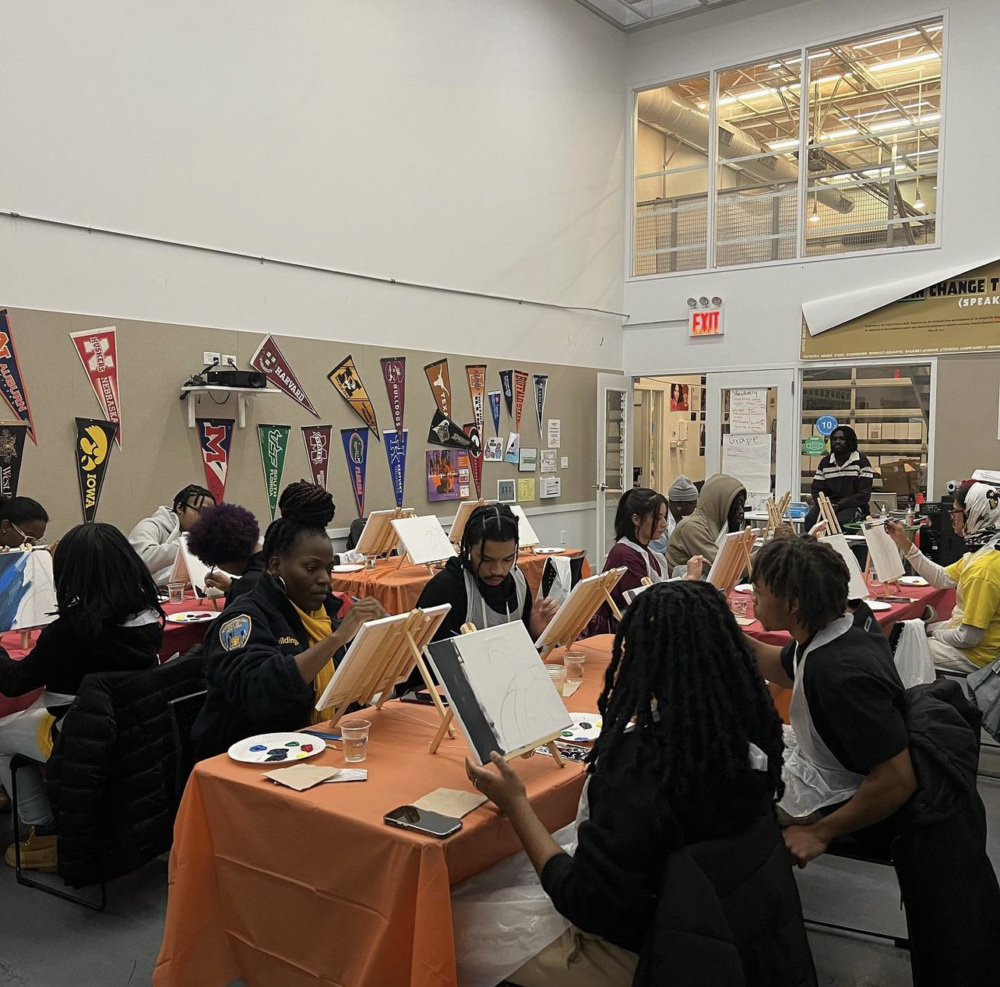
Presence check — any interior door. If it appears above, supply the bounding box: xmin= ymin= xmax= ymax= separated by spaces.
xmin=596 ymin=373 xmax=632 ymax=567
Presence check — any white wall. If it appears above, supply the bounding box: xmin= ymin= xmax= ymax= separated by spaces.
xmin=622 ymin=0 xmax=997 ymax=375
xmin=0 ymin=0 xmax=625 ymax=369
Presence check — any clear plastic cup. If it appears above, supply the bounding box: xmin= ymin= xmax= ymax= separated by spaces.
xmin=341 ymin=719 xmax=371 ymax=762
xmin=364 ymin=554 xmax=378 ymax=571
xmin=167 ymin=580 xmax=186 ymax=605
xmin=545 ymin=664 xmax=567 ymax=697
xmin=563 ymin=651 xmax=586 ymax=685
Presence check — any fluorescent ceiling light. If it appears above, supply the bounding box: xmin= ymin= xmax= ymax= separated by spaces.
xmin=840 ymin=101 xmax=929 ymax=122
xmin=820 ymin=128 xmax=859 ymax=140
xmin=868 ymin=51 xmax=940 ymax=72
xmin=852 ymin=24 xmax=942 ymax=48
xmin=869 ymin=112 xmax=940 ymax=131
xmin=767 ymin=138 xmax=800 ymax=150
xmin=766 ymin=51 xmax=829 ymax=69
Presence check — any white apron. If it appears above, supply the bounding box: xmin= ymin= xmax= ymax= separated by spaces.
xmin=463 ymin=566 xmax=527 ymax=629
xmin=617 ymin=537 xmax=666 ymax=582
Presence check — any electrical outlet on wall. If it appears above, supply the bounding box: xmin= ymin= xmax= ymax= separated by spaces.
xmin=560 ymin=530 xmax=567 ymax=545
xmin=203 ymin=351 xmax=220 ymax=367
xmin=222 ymin=354 xmax=237 ymax=368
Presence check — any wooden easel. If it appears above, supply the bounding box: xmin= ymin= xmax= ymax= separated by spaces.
xmin=707 ymin=527 xmax=757 ymax=598
xmin=816 ymin=493 xmax=842 ymax=534
xmin=534 ymin=567 xmax=626 ymax=660
xmin=428 ymin=622 xmax=566 ymax=766
xmin=355 ymin=508 xmax=416 ymax=558
xmin=765 ymin=491 xmax=791 ymax=540
xmin=449 ymin=499 xmax=492 ymax=547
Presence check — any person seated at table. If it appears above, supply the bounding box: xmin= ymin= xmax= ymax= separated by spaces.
xmin=0 ymin=523 xmax=164 ymax=872
xmin=0 ymin=495 xmax=49 ymax=549
xmin=129 ymin=484 xmax=215 ymax=586
xmin=466 ymin=581 xmax=815 ymax=987
xmin=186 ymin=502 xmax=265 ymax=603
xmin=803 ymin=425 xmax=873 ymax=530
xmin=666 ymin=473 xmax=746 ymax=572
xmin=648 ymin=474 xmax=699 ymax=555
xmin=416 ymin=503 xmax=557 ymax=642
xmin=191 ymin=481 xmax=386 ymax=760
xmin=886 ymin=479 xmax=1000 ymax=672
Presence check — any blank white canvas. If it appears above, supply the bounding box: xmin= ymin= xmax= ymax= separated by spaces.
xmin=821 ymin=533 xmax=870 ymax=601
xmin=862 ymin=523 xmax=906 ymax=583
xmin=509 ymin=505 xmax=540 ymax=547
xmin=392 ymin=515 xmax=457 ymax=565
xmin=355 ymin=508 xmax=415 ymax=555
xmin=170 ymin=534 xmax=232 ymax=594
xmin=0 ymin=549 xmax=57 ymax=630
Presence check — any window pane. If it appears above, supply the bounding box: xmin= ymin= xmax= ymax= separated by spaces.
xmin=633 ymin=77 xmax=710 ymax=275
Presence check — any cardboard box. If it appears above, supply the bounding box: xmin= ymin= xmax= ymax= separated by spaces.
xmin=879 ymin=458 xmax=922 ymax=496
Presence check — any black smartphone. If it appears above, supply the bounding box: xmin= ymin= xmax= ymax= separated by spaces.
xmin=383 ymin=805 xmax=462 ymax=838
xmin=398 ymin=689 xmax=449 ymax=707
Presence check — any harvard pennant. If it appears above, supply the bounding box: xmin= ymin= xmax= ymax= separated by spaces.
xmin=250 ymin=335 xmax=319 ymax=417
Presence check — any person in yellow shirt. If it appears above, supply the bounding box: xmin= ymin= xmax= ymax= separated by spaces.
xmin=887 ymin=480 xmax=1000 ymax=671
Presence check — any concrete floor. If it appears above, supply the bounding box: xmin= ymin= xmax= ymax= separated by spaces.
xmin=1 ymin=771 xmax=998 ymax=987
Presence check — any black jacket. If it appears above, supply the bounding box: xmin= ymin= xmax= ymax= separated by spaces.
xmin=227 ymin=551 xmax=267 ymax=604
xmin=191 ymin=573 xmax=347 ymax=759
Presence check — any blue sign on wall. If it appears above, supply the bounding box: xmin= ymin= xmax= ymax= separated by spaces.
xmin=815 ymin=415 xmax=839 ymax=437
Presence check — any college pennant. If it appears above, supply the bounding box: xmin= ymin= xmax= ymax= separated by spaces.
xmin=257 ymin=424 xmax=291 ymax=521
xmin=424 ymin=359 xmax=453 ymax=419
xmin=0 ymin=311 xmax=37 ymax=444
xmin=341 ymin=427 xmax=369 ymax=518
xmin=499 ymin=371 xmax=514 ymax=419
xmin=302 ymin=425 xmax=332 ymax=490
xmin=70 ymin=327 xmax=122 ymax=447
xmin=383 ymin=428 xmax=408 ymax=508
xmin=196 ymin=418 xmax=234 ymax=503
xmin=533 ymin=374 xmax=548 ymax=437
xmin=513 ymin=370 xmax=528 ymax=433
xmin=465 ymin=365 xmax=486 ymax=436
xmin=0 ymin=424 xmax=27 ymax=499
xmin=75 ymin=417 xmax=118 ymax=523
xmin=328 ymin=355 xmax=381 ymax=439
xmin=251 ymin=335 xmax=319 ymax=417
xmin=488 ymin=390 xmax=502 ymax=437
xmin=380 ymin=357 xmax=406 ymax=439
xmin=463 ymin=423 xmax=483 ymax=499
xmin=427 ymin=409 xmax=474 ymax=450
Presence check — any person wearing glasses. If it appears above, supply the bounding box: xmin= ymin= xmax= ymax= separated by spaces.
xmin=0 ymin=496 xmax=48 ymax=549
xmin=128 ymin=484 xmax=215 ymax=587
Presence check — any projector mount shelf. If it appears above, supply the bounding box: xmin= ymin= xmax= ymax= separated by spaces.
xmin=179 ymin=385 xmax=283 ymax=429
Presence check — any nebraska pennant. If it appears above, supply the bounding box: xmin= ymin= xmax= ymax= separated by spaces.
xmin=488 ymin=390 xmax=501 ymax=437
xmin=341 ymin=428 xmax=369 ymax=518
xmin=499 ymin=371 xmax=514 ymax=419
xmin=75 ymin=418 xmax=118 ymax=523
xmin=463 ymin=423 xmax=483 ymax=499
xmin=70 ymin=327 xmax=122 ymax=446
xmin=513 ymin=370 xmax=528 ymax=433
xmin=428 ymin=409 xmax=474 ymax=450
xmin=196 ymin=419 xmax=234 ymax=503
xmin=0 ymin=311 xmax=37 ymax=443
xmin=328 ymin=355 xmax=381 ymax=440
xmin=383 ymin=428 xmax=408 ymax=509
xmin=533 ymin=374 xmax=548 ymax=437
xmin=0 ymin=424 xmax=27 ymax=499
xmin=257 ymin=424 xmax=291 ymax=522
xmin=250 ymin=334 xmax=319 ymax=417
xmin=302 ymin=425 xmax=332 ymax=490
xmin=424 ymin=359 xmax=452 ymax=419
xmin=465 ymin=365 xmax=486 ymax=436
xmin=380 ymin=357 xmax=406 ymax=439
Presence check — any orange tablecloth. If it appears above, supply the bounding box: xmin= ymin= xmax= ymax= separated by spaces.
xmin=330 ymin=550 xmax=590 ymax=615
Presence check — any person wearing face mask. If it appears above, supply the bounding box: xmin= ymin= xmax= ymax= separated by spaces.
xmin=191 ymin=481 xmax=386 ymax=760
xmin=128 ymin=484 xmax=216 ymax=587
xmin=647 ymin=476 xmax=699 ymax=557
xmin=667 ymin=474 xmax=746 ymax=572
xmin=803 ymin=425 xmax=873 ymax=530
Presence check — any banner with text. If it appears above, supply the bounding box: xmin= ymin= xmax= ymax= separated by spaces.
xmin=302 ymin=425 xmax=332 ymax=490
xmin=463 ymin=423 xmax=483 ymax=499
xmin=383 ymin=428 xmax=408 ymax=508
xmin=499 ymin=370 xmax=514 ymax=419
xmin=341 ymin=427 xmax=369 ymax=518
xmin=532 ymin=374 xmax=548 ymax=437
xmin=251 ymin=335 xmax=319 ymax=417
xmin=424 ymin=359 xmax=453 ymax=419
xmin=328 ymin=355 xmax=380 ymax=438
xmin=0 ymin=424 xmax=27 ymax=499
xmin=488 ymin=390 xmax=501 ymax=437
xmin=465 ymin=364 xmax=486 ymax=436
xmin=75 ymin=417 xmax=118 ymax=523
xmin=513 ymin=370 xmax=528 ymax=433
xmin=70 ymin=326 xmax=122 ymax=446
xmin=196 ymin=418 xmax=234 ymax=503
xmin=0 ymin=311 xmax=37 ymax=443
xmin=257 ymin=424 xmax=291 ymax=521
xmin=380 ymin=356 xmax=406 ymax=439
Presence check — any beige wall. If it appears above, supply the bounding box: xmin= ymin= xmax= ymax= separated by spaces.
xmin=5 ymin=306 xmax=607 ymax=539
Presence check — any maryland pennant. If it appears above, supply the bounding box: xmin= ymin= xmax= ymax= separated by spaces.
xmin=0 ymin=424 xmax=27 ymax=499
xmin=302 ymin=425 xmax=332 ymax=490
xmin=0 ymin=311 xmax=37 ymax=443
xmin=533 ymin=374 xmax=548 ymax=437
xmin=383 ymin=428 xmax=408 ymax=509
xmin=424 ymin=359 xmax=452 ymax=419
xmin=196 ymin=418 xmax=234 ymax=503
xmin=380 ymin=357 xmax=406 ymax=439
xmin=499 ymin=370 xmax=514 ymax=419
xmin=328 ymin=355 xmax=380 ymax=440
xmin=251 ymin=335 xmax=319 ymax=417
xmin=70 ymin=327 xmax=122 ymax=447
xmin=341 ymin=427 xmax=369 ymax=518
xmin=488 ymin=390 xmax=501 ymax=437
xmin=463 ymin=423 xmax=483 ymax=499
xmin=513 ymin=370 xmax=528 ymax=433
xmin=465 ymin=365 xmax=486 ymax=436
xmin=75 ymin=417 xmax=118 ymax=522
xmin=257 ymin=424 xmax=291 ymax=521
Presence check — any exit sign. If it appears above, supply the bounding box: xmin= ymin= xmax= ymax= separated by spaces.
xmin=689 ymin=307 xmax=724 ymax=337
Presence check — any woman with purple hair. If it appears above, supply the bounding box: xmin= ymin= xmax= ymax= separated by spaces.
xmin=186 ymin=503 xmax=265 ymax=603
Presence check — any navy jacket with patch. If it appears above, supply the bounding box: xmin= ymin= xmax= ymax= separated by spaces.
xmin=191 ymin=572 xmax=347 ymax=759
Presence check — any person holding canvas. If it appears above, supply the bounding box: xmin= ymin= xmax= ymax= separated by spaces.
xmin=128 ymin=483 xmax=215 ymax=586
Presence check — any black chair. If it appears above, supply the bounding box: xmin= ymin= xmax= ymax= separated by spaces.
xmin=933 ymin=667 xmax=1000 ymax=779
xmin=167 ymin=689 xmax=208 ymax=807
xmin=344 ymin=517 xmax=367 ymax=551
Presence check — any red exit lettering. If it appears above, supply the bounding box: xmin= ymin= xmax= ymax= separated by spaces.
xmin=690 ymin=310 xmax=722 ymax=335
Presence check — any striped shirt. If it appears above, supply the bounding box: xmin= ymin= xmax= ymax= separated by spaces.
xmin=811 ymin=450 xmax=874 ymax=512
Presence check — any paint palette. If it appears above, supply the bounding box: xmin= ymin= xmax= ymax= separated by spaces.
xmin=166 ymin=611 xmax=219 ymax=624
xmin=864 ymin=599 xmax=893 ymax=612
xmin=734 ymin=583 xmax=754 ymax=594
xmin=331 ymin=564 xmax=365 ymax=573
xmin=900 ymin=576 xmax=929 ymax=587
xmin=560 ymin=713 xmax=603 ymax=743
xmin=228 ymin=732 xmax=327 ymax=764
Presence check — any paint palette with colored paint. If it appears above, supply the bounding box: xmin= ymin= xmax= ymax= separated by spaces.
xmin=166 ymin=610 xmax=219 ymax=624
xmin=228 ymin=732 xmax=327 ymax=764
xmin=560 ymin=713 xmax=603 ymax=743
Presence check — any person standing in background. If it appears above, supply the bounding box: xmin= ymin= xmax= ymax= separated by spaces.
xmin=804 ymin=426 xmax=873 ymax=530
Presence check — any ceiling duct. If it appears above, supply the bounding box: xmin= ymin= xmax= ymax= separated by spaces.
xmin=637 ymin=87 xmax=854 ymax=214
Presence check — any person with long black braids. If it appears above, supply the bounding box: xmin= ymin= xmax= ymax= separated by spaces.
xmin=466 ymin=581 xmax=815 ymax=987
xmin=416 ymin=503 xmax=557 ymax=642
xmin=191 ymin=481 xmax=386 ymax=759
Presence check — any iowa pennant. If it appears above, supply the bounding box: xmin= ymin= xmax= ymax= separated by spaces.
xmin=513 ymin=370 xmax=528 ymax=433
xmin=533 ymin=374 xmax=548 ymax=437
xmin=383 ymin=428 xmax=408 ymax=509
xmin=424 ymin=359 xmax=452 ymax=419
xmin=302 ymin=425 xmax=332 ymax=490
xmin=380 ymin=357 xmax=406 ymax=439
xmin=0 ymin=311 xmax=37 ymax=443
xmin=340 ymin=428 xmax=369 ymax=518
xmin=463 ymin=423 xmax=483 ymax=499
xmin=0 ymin=424 xmax=27 ymax=499
xmin=328 ymin=355 xmax=380 ymax=440
xmin=499 ymin=370 xmax=514 ymax=419
xmin=257 ymin=424 xmax=290 ymax=521
xmin=488 ymin=390 xmax=501 ymax=437
xmin=196 ymin=419 xmax=234 ymax=503
xmin=465 ymin=365 xmax=486 ymax=436
xmin=75 ymin=418 xmax=118 ymax=522
xmin=70 ymin=327 xmax=122 ymax=447
xmin=251 ymin=335 xmax=319 ymax=417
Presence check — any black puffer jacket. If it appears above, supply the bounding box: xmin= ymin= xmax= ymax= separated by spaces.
xmin=45 ymin=652 xmax=205 ymax=888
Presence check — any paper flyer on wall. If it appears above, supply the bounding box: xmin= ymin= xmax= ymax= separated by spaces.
xmin=547 ymin=419 xmax=561 ymax=448
xmin=519 ymin=447 xmax=538 ymax=472
xmin=383 ymin=428 xmax=408 ymax=508
xmin=488 ymin=390 xmax=501 ymax=436
xmin=463 ymin=422 xmax=484 ymax=499
xmin=0 ymin=424 xmax=27 ymax=499
xmin=505 ymin=432 xmax=520 ymax=464
xmin=513 ymin=370 xmax=528 ymax=433
xmin=465 ymin=365 xmax=486 ymax=436
xmin=540 ymin=449 xmax=557 ymax=473
xmin=75 ymin=417 xmax=118 ymax=523
xmin=500 ymin=371 xmax=514 ymax=418
xmin=257 ymin=424 xmax=291 ymax=521
xmin=302 ymin=425 xmax=332 ymax=490
xmin=196 ymin=418 xmax=234 ymax=503
xmin=424 ymin=359 xmax=453 ymax=419
xmin=328 ymin=355 xmax=380 ymax=439
xmin=517 ymin=478 xmax=536 ymax=502
xmin=427 ymin=409 xmax=474 ymax=450
xmin=532 ymin=375 xmax=547 ymax=437
xmin=380 ymin=357 xmax=406 ymax=439
xmin=70 ymin=327 xmax=122 ymax=447
xmin=0 ymin=311 xmax=37 ymax=443
xmin=426 ymin=449 xmax=471 ymax=502
xmin=251 ymin=335 xmax=319 ymax=417
xmin=341 ymin=427 xmax=369 ymax=518
xmin=729 ymin=388 xmax=767 ymax=434
xmin=484 ymin=436 xmax=503 ymax=462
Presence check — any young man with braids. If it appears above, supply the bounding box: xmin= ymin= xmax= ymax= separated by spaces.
xmin=192 ymin=481 xmax=386 ymax=759
xmin=128 ymin=483 xmax=216 ymax=586
xmin=467 ymin=582 xmax=815 ymax=987
xmin=415 ymin=503 xmax=557 ymax=641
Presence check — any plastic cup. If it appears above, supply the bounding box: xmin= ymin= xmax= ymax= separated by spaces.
xmin=364 ymin=554 xmax=378 ymax=571
xmin=563 ymin=651 xmax=586 ymax=685
xmin=341 ymin=719 xmax=371 ymax=762
xmin=167 ymin=580 xmax=186 ymax=605
xmin=545 ymin=664 xmax=567 ymax=697
xmin=731 ymin=598 xmax=749 ymax=619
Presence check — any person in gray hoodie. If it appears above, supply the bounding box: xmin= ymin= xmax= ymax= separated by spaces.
xmin=128 ymin=484 xmax=214 ymax=586
xmin=666 ymin=474 xmax=746 ymax=571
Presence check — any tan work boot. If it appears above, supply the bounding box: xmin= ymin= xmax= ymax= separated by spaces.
xmin=4 ymin=827 xmax=58 ymax=873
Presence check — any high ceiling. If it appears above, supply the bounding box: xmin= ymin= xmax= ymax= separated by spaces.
xmin=574 ymin=0 xmax=757 ymax=32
